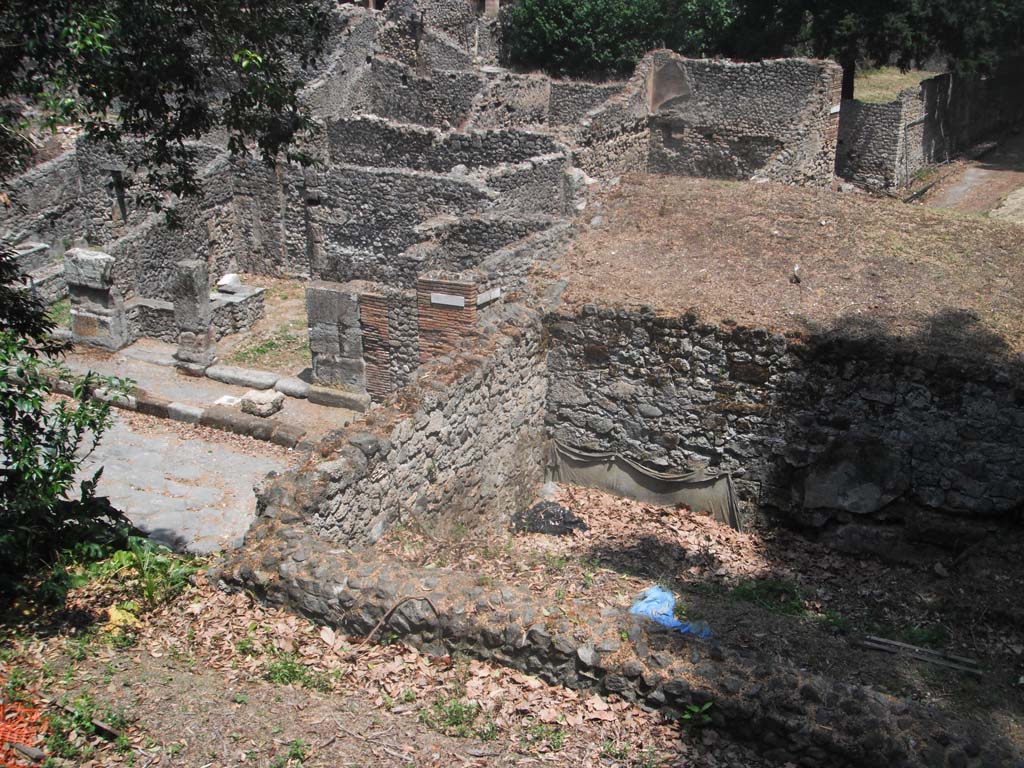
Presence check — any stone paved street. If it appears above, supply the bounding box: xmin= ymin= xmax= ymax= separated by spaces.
xmin=78 ymin=412 xmax=291 ymax=554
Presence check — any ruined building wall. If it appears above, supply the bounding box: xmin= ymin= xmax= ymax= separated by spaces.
xmin=545 ymin=307 xmax=1024 ymax=547
xmin=0 ymin=151 xmax=83 ymax=257
xmin=837 ymin=59 xmax=1024 ymax=191
xmin=278 ymin=305 xmax=547 ymax=544
xmin=645 ymin=52 xmax=842 ymax=186
xmin=325 ymin=116 xmax=564 ymax=172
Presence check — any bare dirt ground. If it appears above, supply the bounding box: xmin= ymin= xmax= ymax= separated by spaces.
xmin=918 ymin=131 xmax=1024 ymax=221
xmin=378 ymin=486 xmax=1024 ymax=752
xmin=561 ymin=174 xmax=1024 ymax=357
xmin=0 ymin=570 xmax=772 ymax=768
xmin=216 ymin=276 xmax=311 ymax=376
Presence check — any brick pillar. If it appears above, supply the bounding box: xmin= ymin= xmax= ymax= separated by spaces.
xmin=65 ymin=248 xmax=128 ymax=350
xmin=416 ymin=274 xmax=478 ymax=362
xmin=359 ymin=292 xmax=392 ymax=400
xmin=306 ymin=280 xmax=366 ymax=392
xmin=172 ymin=259 xmax=217 ymax=376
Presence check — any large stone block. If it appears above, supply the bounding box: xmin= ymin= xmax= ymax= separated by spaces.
xmin=173 ymin=259 xmax=212 ymax=332
xmin=313 ymin=356 xmax=366 ymax=390
xmin=306 ymin=281 xmax=360 ymax=326
xmin=65 ymin=248 xmax=116 ymax=290
xmin=70 ymin=308 xmax=128 ymax=350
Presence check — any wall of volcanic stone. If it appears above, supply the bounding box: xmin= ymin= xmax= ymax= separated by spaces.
xmin=0 ymin=151 xmax=84 ymax=258
xmin=545 ymin=306 xmax=1024 ymax=545
xmin=645 ymin=52 xmax=842 ymax=187
xmin=837 ymin=59 xmax=1024 ymax=191
xmin=276 ymin=305 xmax=547 ymax=544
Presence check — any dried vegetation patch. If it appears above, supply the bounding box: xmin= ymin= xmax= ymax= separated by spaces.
xmin=564 ymin=175 xmax=1024 ymax=358
xmin=0 ymin=565 xmax=772 ymax=767
xmin=379 ymin=485 xmax=1024 ymax=748
xmin=217 ymin=275 xmax=310 ymax=375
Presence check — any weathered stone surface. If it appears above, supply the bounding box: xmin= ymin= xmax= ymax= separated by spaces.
xmin=200 ymin=404 xmax=274 ymax=441
xmin=802 ymin=436 xmax=910 ymax=516
xmin=275 ymin=377 xmax=311 ymax=399
xmin=168 ymin=402 xmax=204 ymax=424
xmin=64 ymin=248 xmax=116 ymax=290
xmin=241 ymin=389 xmax=285 ymax=418
xmin=173 ymin=260 xmax=212 ymax=332
xmin=307 ymin=385 xmax=370 ymax=411
xmin=545 ymin=306 xmax=1024 ymax=550
xmin=206 ymin=365 xmax=279 ymax=390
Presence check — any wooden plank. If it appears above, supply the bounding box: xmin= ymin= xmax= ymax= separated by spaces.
xmin=860 ymin=641 xmax=984 ymax=676
xmin=864 ymin=635 xmax=979 ymax=666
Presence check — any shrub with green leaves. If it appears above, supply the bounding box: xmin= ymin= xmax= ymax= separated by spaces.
xmin=0 ymin=244 xmax=130 ymax=583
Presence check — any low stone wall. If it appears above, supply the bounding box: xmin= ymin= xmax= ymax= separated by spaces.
xmin=124 ymin=288 xmax=264 ymax=346
xmin=218 ymin=514 xmax=1015 ymax=768
xmin=266 ymin=304 xmax=547 ymax=545
xmin=549 ymin=81 xmax=625 ymax=126
xmin=423 ymin=214 xmax=556 ymax=270
xmin=545 ymin=306 xmax=1024 ymax=547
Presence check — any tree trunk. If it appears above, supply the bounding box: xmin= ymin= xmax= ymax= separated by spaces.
xmin=841 ymin=59 xmax=856 ymax=100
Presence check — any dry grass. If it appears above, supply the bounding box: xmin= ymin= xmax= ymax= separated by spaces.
xmin=563 ymin=175 xmax=1024 ymax=358
xmin=854 ymin=66 xmax=938 ymax=103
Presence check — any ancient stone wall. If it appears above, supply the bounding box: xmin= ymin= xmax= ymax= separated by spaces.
xmin=545 ymin=306 xmax=1024 ymax=546
xmin=221 ymin=513 xmax=1015 ymax=768
xmin=0 ymin=151 xmax=83 ymax=258
xmin=307 ymin=164 xmax=493 ymax=287
xmin=275 ymin=304 xmax=546 ymax=544
xmin=303 ymin=8 xmax=381 ymax=118
xmin=325 ymin=116 xmax=564 ymax=172
xmin=837 ymin=59 xmax=1024 ymax=191
xmin=482 ymin=154 xmax=571 ymax=214
xmin=834 ymin=99 xmax=904 ymax=190
xmin=549 ymin=81 xmax=626 ymax=126
xmin=645 ymin=52 xmax=842 ymax=186
xmin=366 ymin=57 xmax=484 ymax=128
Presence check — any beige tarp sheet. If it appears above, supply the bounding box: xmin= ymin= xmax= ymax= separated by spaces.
xmin=546 ymin=440 xmax=743 ymax=531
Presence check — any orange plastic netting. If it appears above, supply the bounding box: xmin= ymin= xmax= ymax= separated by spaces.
xmin=0 ymin=700 xmax=46 ymax=768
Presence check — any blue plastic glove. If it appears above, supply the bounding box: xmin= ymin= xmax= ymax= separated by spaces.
xmin=629 ymin=586 xmax=713 ymax=639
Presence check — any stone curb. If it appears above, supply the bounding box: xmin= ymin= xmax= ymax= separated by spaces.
xmin=197 ymin=364 xmax=365 ymax=412
xmin=216 ymin=516 xmax=1015 ymax=768
xmin=205 ymin=364 xmax=280 ymax=390
xmin=307 ymin=384 xmax=370 ymax=412
xmin=46 ymin=374 xmax=308 ymax=449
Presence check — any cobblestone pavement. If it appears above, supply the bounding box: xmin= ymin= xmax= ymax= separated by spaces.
xmin=78 ymin=412 xmax=290 ymax=554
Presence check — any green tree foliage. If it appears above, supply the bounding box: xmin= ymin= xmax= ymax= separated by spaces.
xmin=506 ymin=0 xmax=1024 ymax=94
xmin=505 ymin=0 xmax=739 ymax=75
xmin=0 ymin=0 xmax=329 ymax=196
xmin=0 ymin=245 xmax=130 ymax=580
xmin=721 ymin=0 xmax=1024 ymax=97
